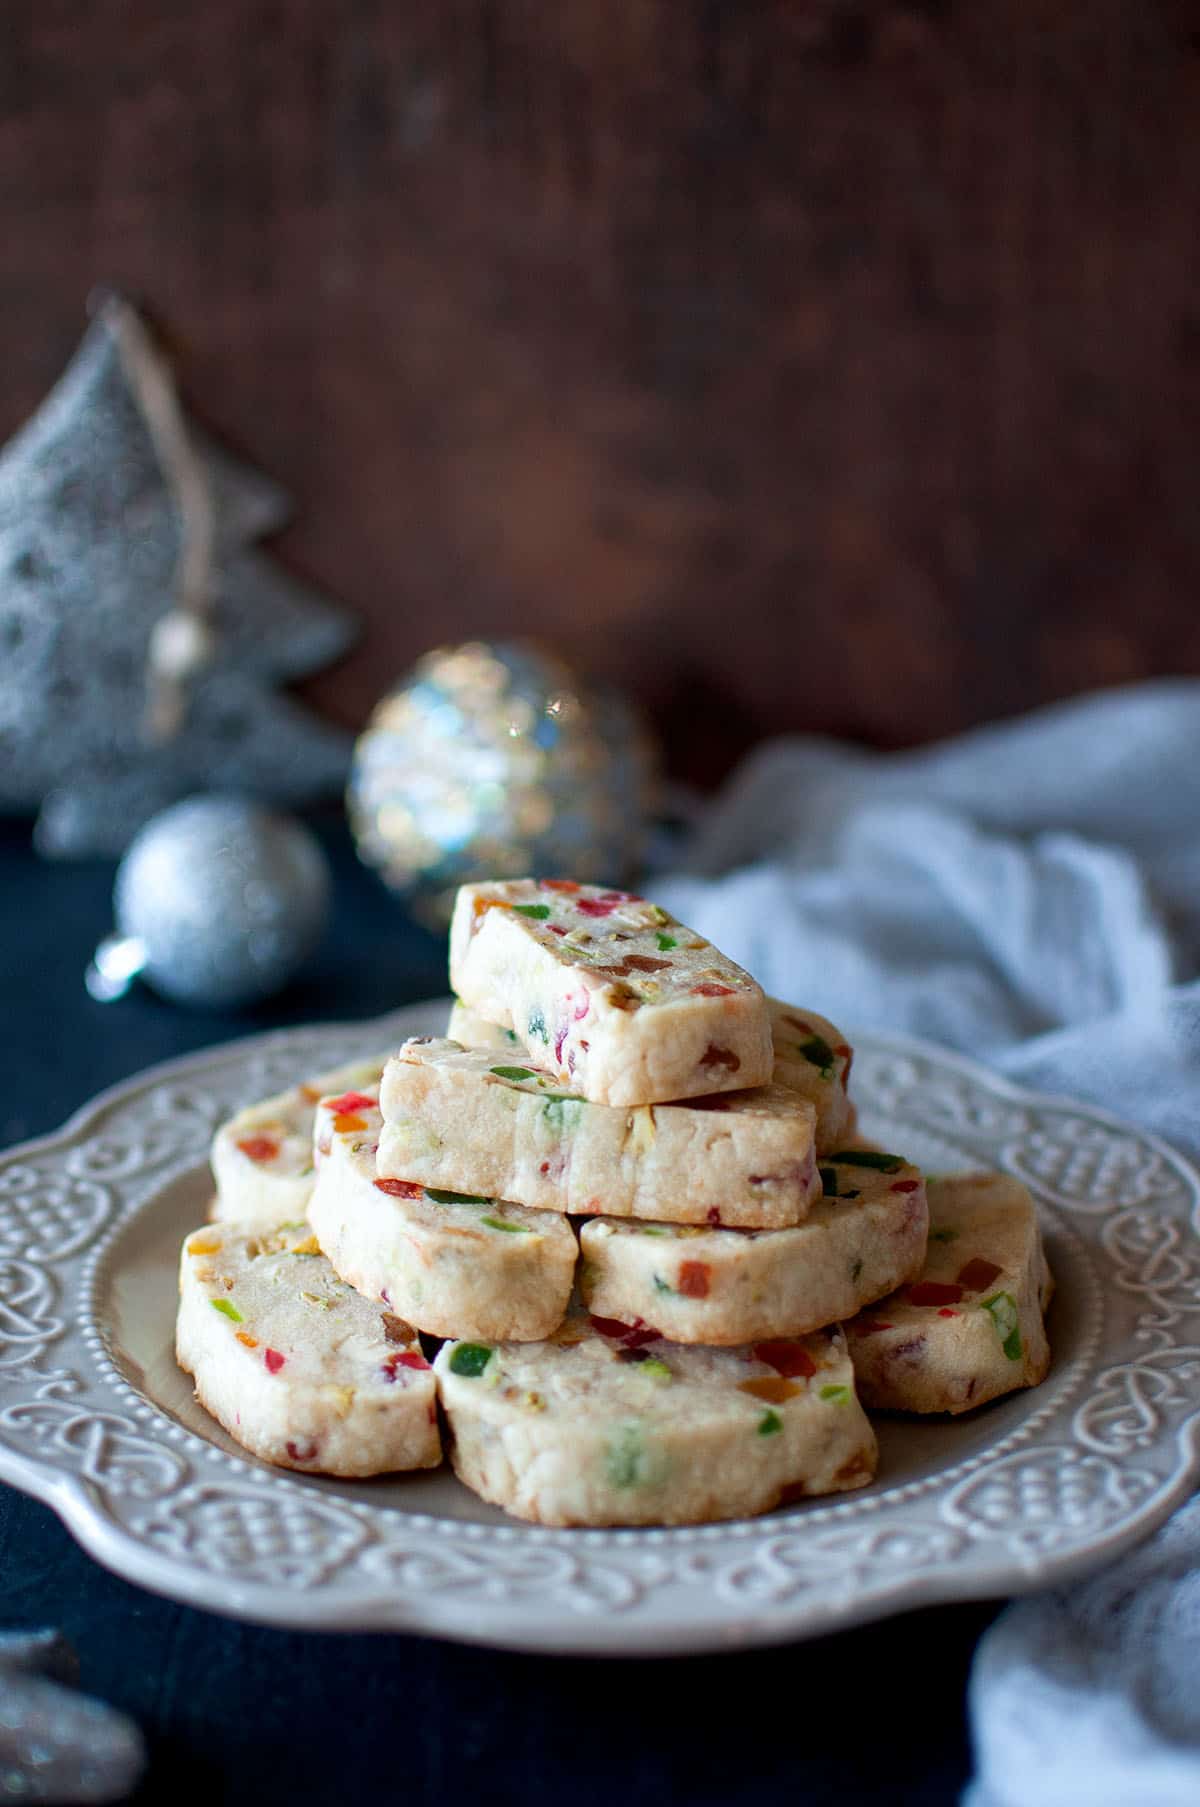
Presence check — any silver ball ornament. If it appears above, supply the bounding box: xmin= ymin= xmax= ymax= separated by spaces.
xmin=347 ymin=640 xmax=657 ymax=925
xmin=87 ymin=796 xmax=331 ymax=1008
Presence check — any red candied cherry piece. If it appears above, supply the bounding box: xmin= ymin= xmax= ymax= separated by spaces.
xmin=752 ymin=1340 xmax=817 ymax=1379
xmin=693 ymin=982 xmax=735 ymax=997
xmin=890 ymin=1178 xmax=921 ymax=1193
xmin=382 ymin=1350 xmax=430 ymax=1380
xmin=957 ymin=1257 xmax=1003 ymax=1292
xmin=236 ymin=1135 xmax=280 ymax=1163
xmin=264 ymin=1348 xmax=285 ymax=1374
xmin=908 ymin=1281 xmax=964 ymax=1307
xmin=577 ymin=898 xmax=618 ymax=918
xmin=325 ymin=1090 xmax=377 ymax=1115
xmin=677 ymin=1260 xmax=711 ymax=1299
xmin=937 ymin=1308 xmax=961 ymax=1318
xmin=589 ymin=1314 xmax=660 ymax=1349
xmin=374 ymin=1178 xmax=424 ymax=1199
xmin=540 ymin=879 xmax=581 ymax=893
xmin=851 ymin=1318 xmax=894 ymax=1336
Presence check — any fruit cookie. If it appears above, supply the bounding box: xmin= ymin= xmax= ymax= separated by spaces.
xmin=434 ymin=1311 xmax=876 ymax=1525
xmin=307 ymin=1090 xmax=576 ymax=1341
xmin=176 ymin=1220 xmax=440 ymax=1475
xmin=210 ymin=1055 xmax=387 ymax=1227
xmin=844 ymin=1171 xmax=1053 ymax=1414
xmin=448 ymin=879 xmax=773 ymax=1106
xmin=378 ymin=1036 xmax=819 ymax=1229
xmin=579 ymin=1148 xmax=928 ymax=1344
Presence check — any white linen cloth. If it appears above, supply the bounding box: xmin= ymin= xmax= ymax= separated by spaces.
xmin=656 ymin=680 xmax=1200 ymax=1807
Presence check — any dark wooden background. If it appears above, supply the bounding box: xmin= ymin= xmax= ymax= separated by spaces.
xmin=4 ymin=1 xmax=1198 ymax=781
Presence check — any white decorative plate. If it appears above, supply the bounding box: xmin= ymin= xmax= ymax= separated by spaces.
xmin=2 ymin=1002 xmax=1198 ymax=1655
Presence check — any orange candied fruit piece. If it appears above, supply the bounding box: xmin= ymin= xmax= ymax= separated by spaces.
xmin=236 ymin=1331 xmax=259 ymax=1349
xmin=332 ymin=1113 xmax=368 ymax=1134
xmin=236 ymin=1135 xmax=280 ymax=1164
xmin=677 ymin=1260 xmax=711 ymax=1299
xmin=739 ymin=1376 xmax=801 ymax=1405
xmin=186 ymin=1234 xmax=222 ymax=1257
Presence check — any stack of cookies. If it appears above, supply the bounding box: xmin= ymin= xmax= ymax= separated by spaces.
xmin=178 ymin=879 xmax=1053 ymax=1526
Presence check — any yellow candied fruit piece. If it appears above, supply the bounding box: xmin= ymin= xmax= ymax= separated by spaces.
xmin=236 ymin=1331 xmax=259 ymax=1349
xmin=186 ymin=1234 xmax=222 ymax=1257
xmin=289 ymin=1234 xmax=321 ymax=1256
xmin=625 ymin=1106 xmax=657 ymax=1155
xmin=333 ymin=1112 xmax=367 ymax=1134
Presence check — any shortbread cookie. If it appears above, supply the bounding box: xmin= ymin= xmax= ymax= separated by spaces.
xmin=210 ymin=1056 xmax=387 ymax=1227
xmin=378 ymin=1036 xmax=819 ymax=1229
xmin=449 ymin=879 xmax=773 ymax=1105
xmin=448 ymin=994 xmax=856 ymax=1155
xmin=844 ymin=1172 xmax=1053 ymax=1414
xmin=176 ymin=1221 xmax=441 ymax=1475
xmin=579 ymin=1148 xmax=928 ymax=1344
xmin=307 ymin=1091 xmax=576 ymax=1341
xmin=434 ymin=1311 xmax=876 ymax=1525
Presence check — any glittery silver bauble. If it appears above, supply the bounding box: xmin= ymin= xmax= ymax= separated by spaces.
xmin=347 ymin=640 xmax=658 ymax=925
xmin=87 ymin=796 xmax=331 ymax=1008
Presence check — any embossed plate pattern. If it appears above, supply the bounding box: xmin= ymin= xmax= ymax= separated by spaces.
xmin=1 ymin=1003 xmax=1198 ymax=1654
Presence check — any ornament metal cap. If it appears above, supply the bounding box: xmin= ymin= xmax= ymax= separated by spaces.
xmin=85 ymin=933 xmax=150 ymax=1002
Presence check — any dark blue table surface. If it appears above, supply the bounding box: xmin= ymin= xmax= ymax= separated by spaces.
xmin=0 ymin=811 xmax=997 ymax=1805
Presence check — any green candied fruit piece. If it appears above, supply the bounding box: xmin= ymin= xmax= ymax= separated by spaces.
xmin=928 ymin=1226 xmax=958 ymax=1243
xmin=797 ymin=1034 xmax=835 ymax=1077
xmin=982 ymin=1292 xmax=1023 ymax=1361
xmin=636 ymin=1225 xmax=671 ymax=1237
xmin=652 ymin=1275 xmax=676 ymax=1295
xmin=820 ymin=1165 xmax=860 ymax=1201
xmin=827 ymin=1149 xmax=904 ymax=1173
xmin=542 ymin=1095 xmax=584 ymax=1130
xmin=489 ymin=1066 xmax=539 ymax=1082
xmin=481 ymin=1214 xmax=532 ymax=1234
xmin=211 ymin=1298 xmax=243 ymax=1323
xmin=526 ymin=1007 xmax=548 ymax=1043
xmin=820 ymin=1384 xmax=851 ymax=1405
xmin=604 ymin=1420 xmax=656 ymax=1488
xmin=757 ymin=1410 xmax=783 ymax=1436
xmin=655 ymin=933 xmax=678 ymax=952
xmin=448 ymin=1342 xmax=493 ymax=1378
xmin=425 ymin=1188 xmax=491 ymax=1206
xmin=512 ymin=903 xmax=552 ymax=919
xmin=849 ymin=1258 xmax=863 ymax=1283
xmin=637 ymin=1358 xmax=673 ymax=1383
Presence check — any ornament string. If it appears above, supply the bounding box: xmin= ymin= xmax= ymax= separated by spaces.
xmin=95 ymin=292 xmax=217 ymax=743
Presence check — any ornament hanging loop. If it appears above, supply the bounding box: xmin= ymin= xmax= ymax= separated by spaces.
xmin=94 ymin=292 xmax=218 ymax=745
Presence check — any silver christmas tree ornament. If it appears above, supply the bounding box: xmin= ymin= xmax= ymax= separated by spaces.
xmin=0 ymin=292 xmax=356 ymax=856
xmin=0 ymin=1629 xmax=145 ymax=1802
